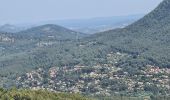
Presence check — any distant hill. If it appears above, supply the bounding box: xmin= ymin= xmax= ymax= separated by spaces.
xmin=0 ymin=24 xmax=26 ymax=33
xmin=0 ymin=24 xmax=86 ymax=76
xmin=17 ymin=24 xmax=86 ymax=40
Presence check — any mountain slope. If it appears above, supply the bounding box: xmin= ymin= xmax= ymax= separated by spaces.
xmin=85 ymin=0 xmax=170 ymax=67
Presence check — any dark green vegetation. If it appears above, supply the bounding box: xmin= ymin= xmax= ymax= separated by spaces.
xmin=0 ymin=88 xmax=169 ymax=100
xmin=0 ymin=0 xmax=169 ymax=98
xmin=0 ymin=88 xmax=91 ymax=100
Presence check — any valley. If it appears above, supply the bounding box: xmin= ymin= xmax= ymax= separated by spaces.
xmin=16 ymin=52 xmax=170 ymax=96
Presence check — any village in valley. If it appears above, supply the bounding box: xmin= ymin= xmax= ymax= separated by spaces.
xmin=16 ymin=52 xmax=170 ymax=96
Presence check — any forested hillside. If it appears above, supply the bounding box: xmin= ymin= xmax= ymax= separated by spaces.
xmin=85 ymin=0 xmax=170 ymax=68
xmin=16 ymin=24 xmax=86 ymax=40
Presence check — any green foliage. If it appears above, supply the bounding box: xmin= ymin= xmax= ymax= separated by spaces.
xmin=0 ymin=88 xmax=169 ymax=100
xmin=0 ymin=88 xmax=91 ymax=100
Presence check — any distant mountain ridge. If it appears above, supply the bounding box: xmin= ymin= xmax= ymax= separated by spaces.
xmin=0 ymin=24 xmax=26 ymax=33
xmin=0 ymin=14 xmax=143 ymax=34
xmin=36 ymin=14 xmax=143 ymax=34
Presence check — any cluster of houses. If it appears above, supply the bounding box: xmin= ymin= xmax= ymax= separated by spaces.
xmin=17 ymin=65 xmax=170 ymax=96
xmin=0 ymin=35 xmax=15 ymax=43
xmin=16 ymin=52 xmax=170 ymax=96
xmin=36 ymin=41 xmax=56 ymax=47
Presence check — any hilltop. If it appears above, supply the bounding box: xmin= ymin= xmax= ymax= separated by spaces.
xmin=17 ymin=24 xmax=86 ymax=40
xmin=0 ymin=24 xmax=26 ymax=33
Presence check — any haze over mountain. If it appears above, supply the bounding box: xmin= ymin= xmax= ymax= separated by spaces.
xmin=0 ymin=14 xmax=143 ymax=34
xmin=0 ymin=24 xmax=26 ymax=33
xmin=33 ymin=14 xmax=144 ymax=34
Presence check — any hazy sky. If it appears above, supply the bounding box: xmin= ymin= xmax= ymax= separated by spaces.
xmin=0 ymin=0 xmax=163 ymax=24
